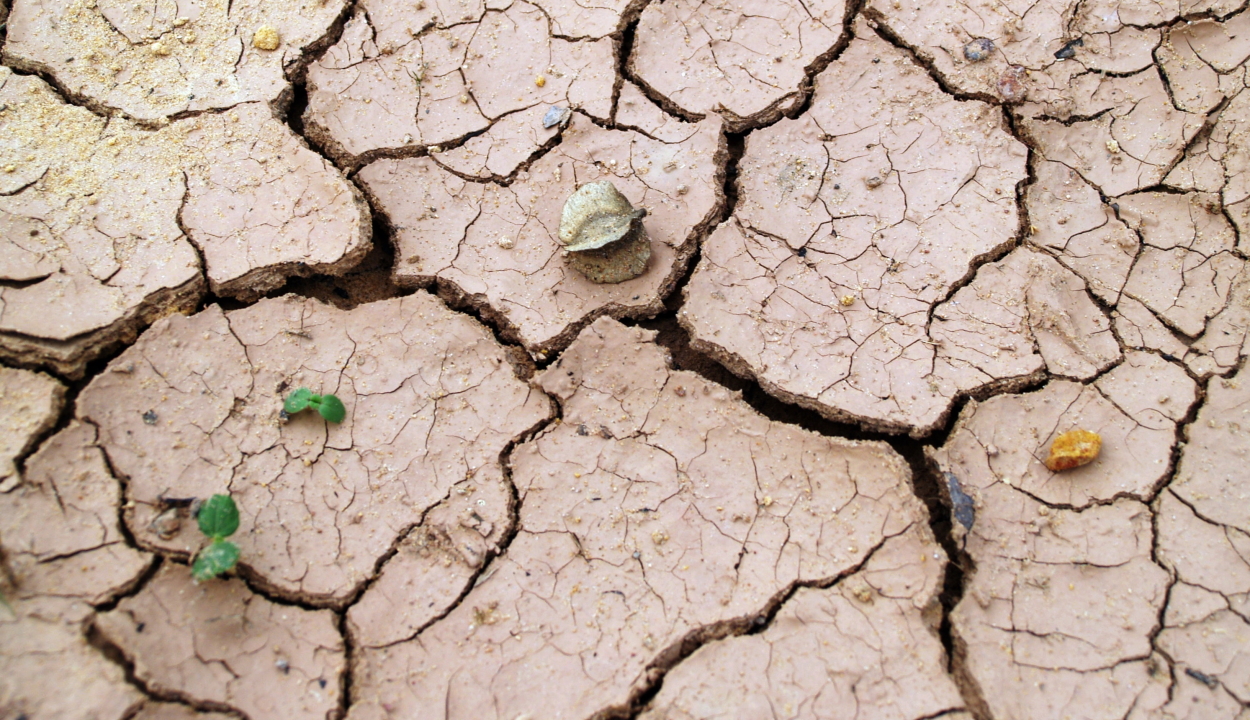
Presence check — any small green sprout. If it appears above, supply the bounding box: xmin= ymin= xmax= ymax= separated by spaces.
xmin=284 ymin=387 xmax=347 ymax=423
xmin=192 ymin=494 xmax=241 ymax=582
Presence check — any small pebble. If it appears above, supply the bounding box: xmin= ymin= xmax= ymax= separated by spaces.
xmin=963 ymin=38 xmax=994 ymax=62
xmin=253 ymin=26 xmax=280 ymax=51
xmin=1106 ymin=139 xmax=1120 ymax=154
xmin=498 ymin=236 xmax=514 ymax=249
xmin=944 ymin=472 xmax=976 ymax=530
xmin=840 ymin=294 xmax=855 ymax=306
xmin=1053 ymin=37 xmax=1084 ymax=60
xmin=1045 ymin=429 xmax=1102 ymax=471
xmin=535 ymin=75 xmax=546 ymax=87
xmin=865 ymin=175 xmax=884 ymax=189
xmin=542 ymin=105 xmax=569 ymax=129
xmin=149 ymin=507 xmax=182 ymax=540
xmin=997 ymin=66 xmax=1026 ymax=102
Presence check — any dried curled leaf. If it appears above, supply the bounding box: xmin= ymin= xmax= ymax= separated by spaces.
xmin=558 ymin=181 xmax=651 ymax=283
xmin=559 ymin=181 xmax=646 ymax=252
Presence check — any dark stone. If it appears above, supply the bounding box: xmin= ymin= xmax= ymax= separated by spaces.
xmin=944 ymin=471 xmax=976 ymax=530
xmin=1054 ymin=38 xmax=1084 ymax=60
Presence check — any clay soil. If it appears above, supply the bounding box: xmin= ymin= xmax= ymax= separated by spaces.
xmin=2 ymin=0 xmax=1250 ymax=717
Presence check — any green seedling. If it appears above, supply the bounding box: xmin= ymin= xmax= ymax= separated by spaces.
xmin=192 ymin=494 xmax=241 ymax=582
xmin=284 ymin=387 xmax=347 ymax=423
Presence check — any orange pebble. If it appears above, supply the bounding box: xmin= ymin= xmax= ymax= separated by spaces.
xmin=1045 ymin=429 xmax=1101 ymax=471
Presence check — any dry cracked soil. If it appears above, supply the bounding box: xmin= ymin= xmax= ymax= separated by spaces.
xmin=2 ymin=0 xmax=1250 ymax=717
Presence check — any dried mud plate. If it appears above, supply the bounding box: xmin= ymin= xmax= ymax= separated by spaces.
xmin=348 ymin=317 xmax=934 ymax=720
xmin=930 ymin=352 xmax=1199 ymax=719
xmin=4 ymin=0 xmax=348 ymax=120
xmin=76 ymin=292 xmax=551 ymax=604
xmin=0 ymin=70 xmax=370 ymax=376
xmin=359 ymin=113 xmax=723 ymax=358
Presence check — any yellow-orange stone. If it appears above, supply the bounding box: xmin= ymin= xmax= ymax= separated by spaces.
xmin=1045 ymin=429 xmax=1102 ymax=472
xmin=253 ymin=26 xmax=281 ymax=51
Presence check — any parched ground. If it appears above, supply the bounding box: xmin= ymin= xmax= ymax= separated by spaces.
xmin=2 ymin=0 xmax=1249 ymax=717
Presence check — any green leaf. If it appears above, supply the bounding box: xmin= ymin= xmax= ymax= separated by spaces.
xmin=284 ymin=387 xmax=314 ymax=414
xmin=197 ymin=494 xmax=240 ymax=539
xmin=318 ymin=394 xmax=347 ymax=423
xmin=192 ymin=540 xmax=240 ymax=582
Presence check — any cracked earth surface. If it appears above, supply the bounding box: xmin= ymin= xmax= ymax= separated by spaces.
xmin=3 ymin=0 xmax=1250 ymax=717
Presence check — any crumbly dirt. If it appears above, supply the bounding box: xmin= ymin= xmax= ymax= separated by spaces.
xmin=0 ymin=68 xmax=370 ymax=377
xmin=5 ymin=0 xmax=1250 ymax=717
xmin=3 ymin=0 xmax=349 ymax=120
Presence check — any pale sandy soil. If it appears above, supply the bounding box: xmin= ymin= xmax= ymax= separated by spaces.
xmin=2 ymin=0 xmax=1250 ymax=718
